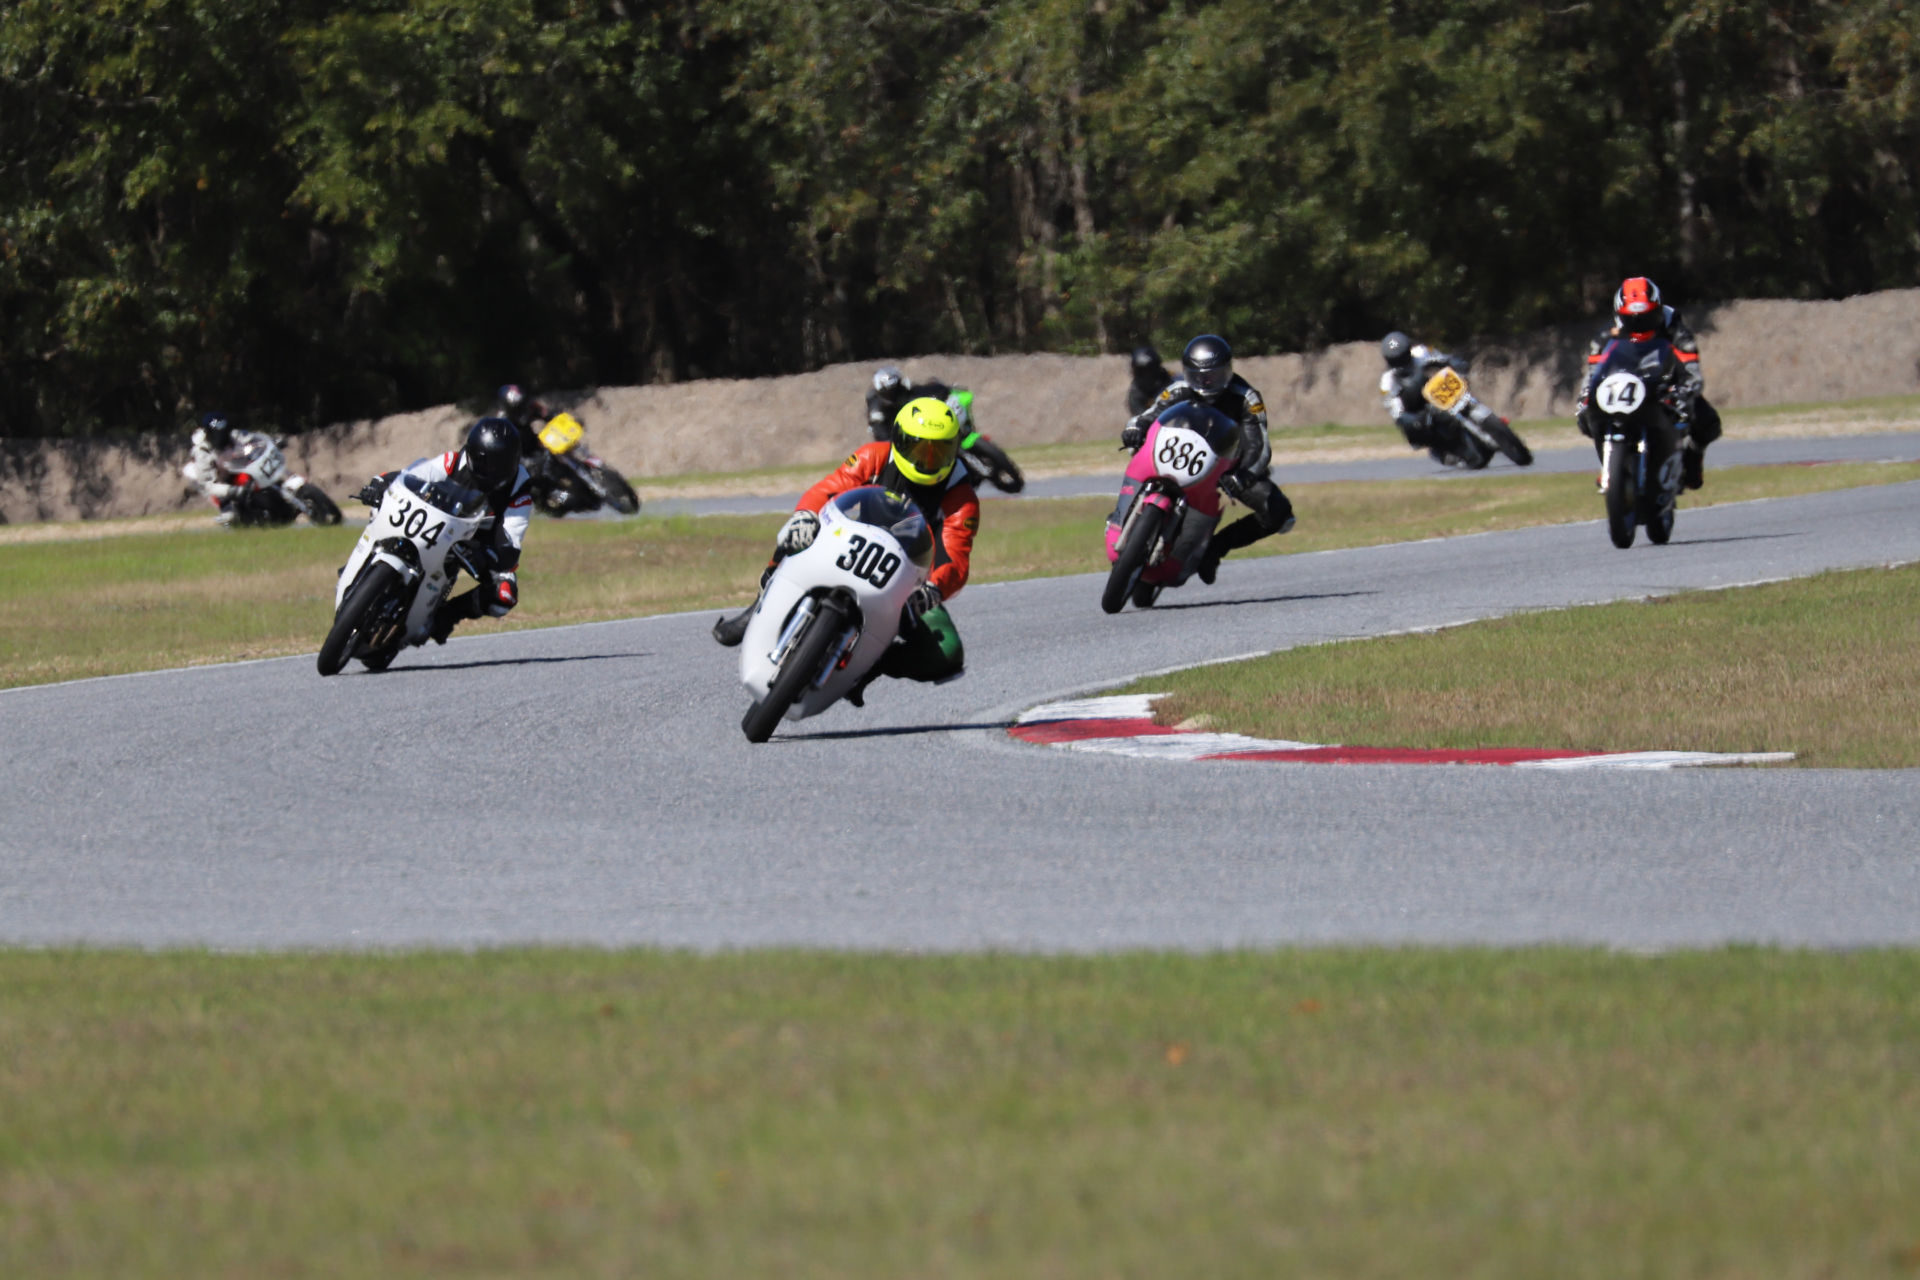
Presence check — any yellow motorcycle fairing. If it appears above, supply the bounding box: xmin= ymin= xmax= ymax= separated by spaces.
xmin=1422 ymin=367 xmax=1468 ymax=413
xmin=538 ymin=412 xmax=585 ymax=456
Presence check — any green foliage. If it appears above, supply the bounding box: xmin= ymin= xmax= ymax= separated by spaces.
xmin=3 ymin=0 xmax=1917 ymax=439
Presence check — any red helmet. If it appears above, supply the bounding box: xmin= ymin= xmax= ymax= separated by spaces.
xmin=1614 ymin=277 xmax=1662 ymax=335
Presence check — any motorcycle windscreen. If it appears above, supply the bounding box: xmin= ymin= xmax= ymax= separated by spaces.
xmin=401 ymin=472 xmax=490 ymax=518
xmin=827 ymin=486 xmax=934 ymax=568
xmin=217 ymin=439 xmax=269 ymax=471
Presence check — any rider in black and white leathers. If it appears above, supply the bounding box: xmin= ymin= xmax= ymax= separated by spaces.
xmin=1122 ymin=335 xmax=1294 ymax=582
xmin=180 ymin=411 xmax=302 ymax=523
xmin=1377 ymin=335 xmax=1510 ymax=466
xmin=353 ymin=420 xmax=534 ymax=642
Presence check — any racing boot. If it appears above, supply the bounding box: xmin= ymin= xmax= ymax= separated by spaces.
xmin=430 ymin=588 xmax=487 ymax=645
xmin=712 ymin=606 xmax=753 ymax=648
xmin=1681 ymin=439 xmax=1704 ymax=491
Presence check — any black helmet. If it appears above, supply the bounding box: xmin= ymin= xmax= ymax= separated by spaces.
xmin=1181 ymin=334 xmax=1233 ymax=399
xmin=1380 ymin=332 xmax=1413 ymax=367
xmin=198 ymin=411 xmax=234 ymax=451
xmin=1130 ymin=345 xmax=1162 ymax=373
xmin=461 ymin=417 xmax=522 ymax=489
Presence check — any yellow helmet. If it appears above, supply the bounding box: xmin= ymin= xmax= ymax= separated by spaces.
xmin=889 ymin=396 xmax=961 ymax=485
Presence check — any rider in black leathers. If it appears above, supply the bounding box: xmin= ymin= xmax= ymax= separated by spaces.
xmin=1122 ymin=334 xmax=1295 ymax=583
xmin=1126 ymin=345 xmax=1173 ymax=417
xmin=1577 ymin=278 xmax=1720 ymax=489
xmin=1377 ymin=332 xmax=1522 ymax=468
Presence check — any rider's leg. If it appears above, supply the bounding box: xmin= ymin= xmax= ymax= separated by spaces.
xmin=1683 ymin=396 xmax=1721 ymax=490
xmin=850 ymin=605 xmax=963 ymax=706
xmin=1198 ymin=480 xmax=1295 ymax=583
xmin=712 ymin=553 xmax=785 ymax=647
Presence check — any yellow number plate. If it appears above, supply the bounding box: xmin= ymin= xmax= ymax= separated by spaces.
xmin=537 ymin=412 xmax=584 ymax=455
xmin=1423 ymin=367 xmax=1468 ymax=412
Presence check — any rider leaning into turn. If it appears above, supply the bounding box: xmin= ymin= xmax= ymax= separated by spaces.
xmin=181 ymin=411 xmax=271 ymax=523
xmin=713 ymin=396 xmax=980 ymax=705
xmin=1123 ymin=334 xmax=1295 ymax=583
xmin=1377 ymin=333 xmax=1515 ymax=466
xmin=353 ymin=417 xmax=535 ymax=644
xmin=1578 ymin=277 xmax=1720 ymax=490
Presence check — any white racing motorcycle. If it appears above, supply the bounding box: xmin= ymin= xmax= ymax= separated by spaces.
xmin=317 ymin=473 xmax=495 ymax=675
xmin=214 ymin=433 xmax=343 ymax=526
xmin=738 ymin=486 xmax=933 ymax=743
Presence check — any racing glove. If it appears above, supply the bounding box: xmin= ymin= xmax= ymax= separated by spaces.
xmin=777 ymin=510 xmax=820 ymax=554
xmin=1218 ymin=469 xmax=1251 ymax=504
xmin=353 ymin=472 xmax=395 ymax=507
xmin=904 ymin=582 xmax=941 ymax=625
xmin=1120 ymin=416 xmax=1148 ymax=452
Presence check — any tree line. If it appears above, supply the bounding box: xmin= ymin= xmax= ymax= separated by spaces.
xmin=2 ymin=0 xmax=1915 ymax=439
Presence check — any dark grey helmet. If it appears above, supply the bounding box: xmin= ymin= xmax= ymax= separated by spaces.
xmin=1181 ymin=334 xmax=1233 ymax=399
xmin=462 ymin=416 xmax=523 ymax=489
xmin=1380 ymin=332 xmax=1413 ymax=367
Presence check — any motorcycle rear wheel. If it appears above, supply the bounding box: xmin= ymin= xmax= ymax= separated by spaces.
xmin=318 ymin=562 xmax=400 ymax=676
xmin=1486 ymin=421 xmax=1534 ymax=467
xmin=742 ymin=596 xmax=848 ymax=743
xmin=601 ymin=471 xmax=641 ymax=516
xmin=299 ymin=483 xmax=343 ymax=526
xmin=1102 ymin=503 xmax=1167 ymax=615
xmin=964 ymin=439 xmax=1025 ymax=494
xmin=1604 ymin=444 xmax=1638 ymax=549
xmin=1130 ymin=580 xmax=1162 ymax=609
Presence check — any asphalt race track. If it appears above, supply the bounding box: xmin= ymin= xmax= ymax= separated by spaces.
xmin=4 ymin=479 xmax=1918 ymax=951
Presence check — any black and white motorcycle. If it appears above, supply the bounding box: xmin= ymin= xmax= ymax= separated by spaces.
xmin=212 ymin=433 xmax=343 ymax=526
xmin=737 ymin=487 xmax=933 ymax=742
xmin=317 ymin=473 xmax=495 ymax=675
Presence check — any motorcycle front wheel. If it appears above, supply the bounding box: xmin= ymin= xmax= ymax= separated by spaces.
xmin=299 ymin=483 xmax=343 ymax=526
xmin=1486 ymin=420 xmax=1533 ymax=467
xmin=963 ymin=438 xmax=1025 ymax=494
xmin=318 ymin=562 xmax=400 ymax=676
xmin=1102 ymin=503 xmax=1167 ymax=615
xmin=742 ymin=596 xmax=849 ymax=743
xmin=1604 ymin=442 xmax=1638 ymax=549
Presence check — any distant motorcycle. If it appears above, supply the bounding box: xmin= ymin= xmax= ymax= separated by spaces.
xmin=527 ymin=411 xmax=640 ymax=517
xmin=317 ymin=472 xmax=494 ymax=675
xmin=1417 ymin=365 xmax=1533 ymax=469
xmin=1102 ymin=402 xmax=1242 ymax=613
xmin=215 ymin=434 xmax=343 ymax=526
xmin=738 ymin=486 xmax=934 ymax=742
xmin=1589 ymin=337 xmax=1688 ymax=549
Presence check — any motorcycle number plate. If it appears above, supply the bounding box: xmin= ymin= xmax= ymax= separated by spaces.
xmin=1152 ymin=426 xmax=1215 ymax=482
xmin=1423 ymin=367 xmax=1468 ymax=412
xmin=538 ymin=413 xmax=585 ymax=455
xmin=1594 ymin=372 xmax=1647 ymax=415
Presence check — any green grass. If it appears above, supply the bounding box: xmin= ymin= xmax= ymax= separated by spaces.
xmin=3 ymin=948 xmax=1918 ymax=1278
xmin=1134 ymin=562 xmax=1920 ymax=767
xmin=3 ymin=460 xmax=1916 ymax=688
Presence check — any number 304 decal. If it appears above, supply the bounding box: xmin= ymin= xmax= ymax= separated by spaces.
xmin=386 ymin=498 xmax=447 ymax=548
xmin=835 ymin=534 xmax=902 ymax=589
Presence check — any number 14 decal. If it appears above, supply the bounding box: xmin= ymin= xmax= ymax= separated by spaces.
xmin=835 ymin=534 xmax=902 ymax=589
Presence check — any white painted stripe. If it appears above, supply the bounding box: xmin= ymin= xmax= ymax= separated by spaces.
xmin=1017 ymin=694 xmax=1167 ymax=723
xmin=1515 ymin=751 xmax=1796 ymax=770
xmin=1016 ymin=695 xmax=1796 ymax=769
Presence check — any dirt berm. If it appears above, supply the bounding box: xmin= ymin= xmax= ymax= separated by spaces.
xmin=5 ymin=288 xmax=1918 ymax=524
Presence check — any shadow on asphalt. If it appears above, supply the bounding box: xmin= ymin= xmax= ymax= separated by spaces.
xmin=371 ymin=651 xmax=653 ymax=674
xmin=1668 ymin=531 xmax=1804 ymax=547
xmin=778 ymin=719 xmax=1014 ymax=743
xmin=1150 ymin=588 xmax=1379 ymax=613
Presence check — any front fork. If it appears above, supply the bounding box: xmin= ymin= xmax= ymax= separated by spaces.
xmin=1113 ymin=482 xmax=1185 ymax=567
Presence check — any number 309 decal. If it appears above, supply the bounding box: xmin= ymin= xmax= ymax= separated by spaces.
xmin=835 ymin=534 xmax=902 ymax=589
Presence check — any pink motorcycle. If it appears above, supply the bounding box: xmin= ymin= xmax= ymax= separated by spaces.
xmin=1102 ymin=401 xmax=1243 ymax=612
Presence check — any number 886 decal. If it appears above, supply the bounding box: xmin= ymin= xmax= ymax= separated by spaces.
xmin=835 ymin=534 xmax=902 ymax=589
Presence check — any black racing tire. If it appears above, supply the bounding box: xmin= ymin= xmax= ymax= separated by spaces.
xmin=300 ymin=484 xmax=343 ymax=526
xmin=1487 ymin=420 xmax=1534 ymax=467
xmin=1102 ymin=503 xmax=1167 ymax=615
xmin=601 ymin=471 xmax=641 ymax=516
xmin=742 ymin=596 xmax=848 ymax=743
xmin=318 ymin=561 xmax=400 ymax=676
xmin=1645 ymin=457 xmax=1676 ymax=545
xmin=1131 ymin=580 xmax=1161 ymax=609
xmin=358 ymin=644 xmax=399 ymax=673
xmin=1604 ymin=441 xmax=1637 ymax=550
xmin=965 ymin=439 xmax=1025 ymax=494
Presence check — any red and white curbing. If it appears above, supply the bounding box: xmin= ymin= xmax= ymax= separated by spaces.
xmin=1011 ymin=695 xmax=1794 ymax=769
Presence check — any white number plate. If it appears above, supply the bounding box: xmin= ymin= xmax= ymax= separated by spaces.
xmin=1153 ymin=426 xmax=1215 ymax=482
xmin=1594 ymin=372 xmax=1647 ymax=415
